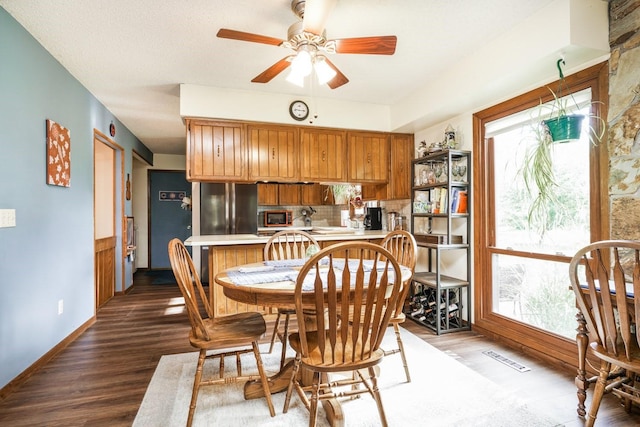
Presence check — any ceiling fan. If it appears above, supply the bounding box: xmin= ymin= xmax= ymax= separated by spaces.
xmin=216 ymin=0 xmax=397 ymax=89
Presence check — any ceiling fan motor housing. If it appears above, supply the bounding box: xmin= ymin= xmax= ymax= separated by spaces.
xmin=291 ymin=0 xmax=306 ymax=19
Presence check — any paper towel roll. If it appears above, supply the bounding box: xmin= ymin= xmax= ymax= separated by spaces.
xmin=340 ymin=210 xmax=350 ymax=227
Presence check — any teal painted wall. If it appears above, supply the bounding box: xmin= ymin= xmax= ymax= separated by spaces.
xmin=0 ymin=7 xmax=153 ymax=389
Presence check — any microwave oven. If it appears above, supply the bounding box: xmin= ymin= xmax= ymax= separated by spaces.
xmin=263 ymin=210 xmax=293 ymax=227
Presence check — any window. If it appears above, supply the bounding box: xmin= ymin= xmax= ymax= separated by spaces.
xmin=472 ymin=63 xmax=608 ymax=365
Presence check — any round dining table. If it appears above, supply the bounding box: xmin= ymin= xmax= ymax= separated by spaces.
xmin=215 ymin=259 xmax=413 ymax=427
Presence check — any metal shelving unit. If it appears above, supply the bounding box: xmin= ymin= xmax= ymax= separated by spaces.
xmin=406 ymin=149 xmax=472 ymax=334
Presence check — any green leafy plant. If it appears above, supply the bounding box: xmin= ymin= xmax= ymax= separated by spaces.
xmin=325 ymin=184 xmax=358 ymax=205
xmin=520 ymin=60 xmax=605 ymax=236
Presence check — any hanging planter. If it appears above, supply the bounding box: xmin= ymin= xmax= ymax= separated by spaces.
xmin=543 ymin=114 xmax=584 ymax=143
xmin=520 ymin=58 xmax=606 ymax=237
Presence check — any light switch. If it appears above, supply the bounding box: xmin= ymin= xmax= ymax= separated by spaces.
xmin=0 ymin=209 xmax=16 ymax=228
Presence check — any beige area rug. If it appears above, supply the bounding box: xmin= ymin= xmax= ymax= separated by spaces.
xmin=134 ymin=327 xmax=564 ymax=426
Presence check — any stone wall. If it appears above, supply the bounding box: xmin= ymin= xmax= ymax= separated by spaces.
xmin=609 ymin=0 xmax=640 ymax=240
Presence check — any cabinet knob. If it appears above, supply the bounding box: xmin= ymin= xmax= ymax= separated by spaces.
xmin=272 ymin=148 xmax=275 ymax=159
xmin=217 ymin=145 xmax=220 ymax=157
xmin=322 ymin=150 xmax=326 ymax=162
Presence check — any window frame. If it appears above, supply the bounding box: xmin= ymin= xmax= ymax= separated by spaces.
xmin=471 ymin=62 xmax=609 ymax=367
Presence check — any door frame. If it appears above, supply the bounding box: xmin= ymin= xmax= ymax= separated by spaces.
xmin=93 ymin=129 xmax=125 ymax=308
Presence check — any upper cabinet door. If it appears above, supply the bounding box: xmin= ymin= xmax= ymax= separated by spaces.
xmin=347 ymin=132 xmax=389 ymax=183
xmin=248 ymin=125 xmax=298 ymax=182
xmin=186 ymin=119 xmax=248 ymax=182
xmin=388 ymin=133 xmax=413 ymax=199
xmin=299 ymin=129 xmax=347 ymax=182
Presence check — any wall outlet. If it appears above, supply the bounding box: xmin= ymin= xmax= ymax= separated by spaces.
xmin=0 ymin=209 xmax=16 ymax=228
xmin=58 ymin=299 xmax=64 ymax=315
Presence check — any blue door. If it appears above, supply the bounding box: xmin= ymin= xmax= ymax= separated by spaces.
xmin=149 ymin=170 xmax=191 ymax=269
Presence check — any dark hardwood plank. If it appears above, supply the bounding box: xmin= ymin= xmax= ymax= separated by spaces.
xmin=0 ymin=271 xmax=638 ymax=426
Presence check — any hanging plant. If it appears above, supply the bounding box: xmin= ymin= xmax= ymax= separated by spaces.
xmin=520 ymin=59 xmax=606 ymax=235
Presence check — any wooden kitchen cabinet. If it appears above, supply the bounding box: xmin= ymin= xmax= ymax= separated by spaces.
xmin=186 ymin=119 xmax=248 ymax=182
xmin=347 ymin=131 xmax=389 ymax=183
xmin=278 ymin=184 xmax=301 ymax=205
xmin=361 ymin=133 xmax=413 ymax=200
xmin=299 ymin=128 xmax=347 ymax=182
xmin=257 ymin=183 xmax=278 ymax=205
xmin=300 ymin=183 xmax=326 ymax=205
xmin=247 ymin=124 xmax=298 ymax=182
xmin=257 ymin=183 xmax=305 ymax=206
xmin=388 ymin=133 xmax=413 ymax=199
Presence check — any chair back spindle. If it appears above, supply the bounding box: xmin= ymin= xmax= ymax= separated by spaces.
xmin=295 ymin=242 xmax=402 ymax=365
xmin=264 ymin=230 xmax=319 ymax=261
xmin=168 ymin=239 xmax=213 ymax=340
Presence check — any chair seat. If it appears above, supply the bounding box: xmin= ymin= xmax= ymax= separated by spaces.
xmin=389 ymin=311 xmax=406 ymax=324
xmin=189 ymin=312 xmax=267 ymax=350
xmin=590 ymin=342 xmax=640 ymax=372
xmin=289 ymin=331 xmax=385 ymax=373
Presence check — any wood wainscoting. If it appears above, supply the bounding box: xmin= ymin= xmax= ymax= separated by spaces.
xmin=95 ymin=236 xmax=116 ymax=308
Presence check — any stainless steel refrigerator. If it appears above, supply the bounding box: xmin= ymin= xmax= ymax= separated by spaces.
xmin=200 ymin=183 xmax=258 ymax=281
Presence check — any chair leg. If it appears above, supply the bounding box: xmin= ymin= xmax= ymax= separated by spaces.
xmin=283 ymin=353 xmax=301 ymax=413
xmin=269 ymin=311 xmax=282 ymax=354
xmin=393 ymin=323 xmax=411 ymax=382
xmin=252 ymin=341 xmax=276 ymax=417
xmin=279 ymin=313 xmax=291 ymax=369
xmin=586 ymin=360 xmax=611 ymax=427
xmin=368 ymin=366 xmax=388 ymax=427
xmin=187 ymin=349 xmax=207 ymax=427
xmin=308 ymin=372 xmax=320 ymax=427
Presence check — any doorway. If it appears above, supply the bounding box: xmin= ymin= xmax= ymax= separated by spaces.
xmin=148 ymin=170 xmax=191 ymax=269
xmin=94 ymin=131 xmax=123 ymax=308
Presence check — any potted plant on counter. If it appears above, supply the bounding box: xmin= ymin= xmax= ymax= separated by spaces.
xmin=326 ymin=184 xmax=358 ymax=205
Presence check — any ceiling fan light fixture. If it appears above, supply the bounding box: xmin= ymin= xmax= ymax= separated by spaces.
xmin=286 ymin=69 xmax=305 ymax=87
xmin=314 ymin=56 xmax=336 ymax=85
xmin=290 ymin=48 xmax=312 ymax=77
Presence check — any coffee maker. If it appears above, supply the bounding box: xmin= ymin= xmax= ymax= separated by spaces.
xmin=364 ymin=207 xmax=382 ymax=230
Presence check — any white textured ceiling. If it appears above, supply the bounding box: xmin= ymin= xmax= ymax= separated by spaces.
xmin=0 ymin=0 xmax=556 ymax=154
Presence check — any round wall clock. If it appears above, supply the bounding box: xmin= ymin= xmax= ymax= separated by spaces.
xmin=289 ymin=100 xmax=309 ymax=121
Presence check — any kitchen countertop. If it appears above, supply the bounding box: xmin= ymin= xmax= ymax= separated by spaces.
xmin=185 ymin=229 xmax=390 ymax=246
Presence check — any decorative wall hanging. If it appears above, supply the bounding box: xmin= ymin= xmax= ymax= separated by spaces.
xmin=126 ymin=174 xmax=131 ymax=200
xmin=158 ymin=191 xmax=186 ymax=201
xmin=46 ymin=119 xmax=71 ymax=187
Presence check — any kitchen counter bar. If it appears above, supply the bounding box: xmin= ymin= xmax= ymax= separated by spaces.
xmin=185 ymin=229 xmax=390 ymax=247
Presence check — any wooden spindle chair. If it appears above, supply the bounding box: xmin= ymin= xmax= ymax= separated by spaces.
xmin=380 ymin=229 xmax=417 ymax=382
xmin=264 ymin=230 xmax=320 ymax=369
xmin=168 ymin=238 xmax=275 ymax=426
xmin=282 ymin=241 xmax=402 ymax=427
xmin=569 ymin=240 xmax=640 ymax=427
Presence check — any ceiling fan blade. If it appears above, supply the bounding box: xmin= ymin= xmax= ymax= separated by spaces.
xmin=334 ymin=35 xmax=397 ymax=55
xmin=216 ymin=28 xmax=284 ymax=46
xmin=302 ymin=0 xmax=337 ymax=35
xmin=251 ymin=57 xmax=292 ymax=83
xmin=323 ymin=57 xmax=349 ymax=89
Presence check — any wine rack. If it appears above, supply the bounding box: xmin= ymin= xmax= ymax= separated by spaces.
xmin=407 ymin=275 xmax=466 ymax=331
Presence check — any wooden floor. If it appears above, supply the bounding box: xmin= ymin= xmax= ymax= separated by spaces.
xmin=1 ymin=270 xmax=639 ymax=426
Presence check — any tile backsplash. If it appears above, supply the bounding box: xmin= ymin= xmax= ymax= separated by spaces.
xmin=259 ymin=199 xmax=411 ymax=231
